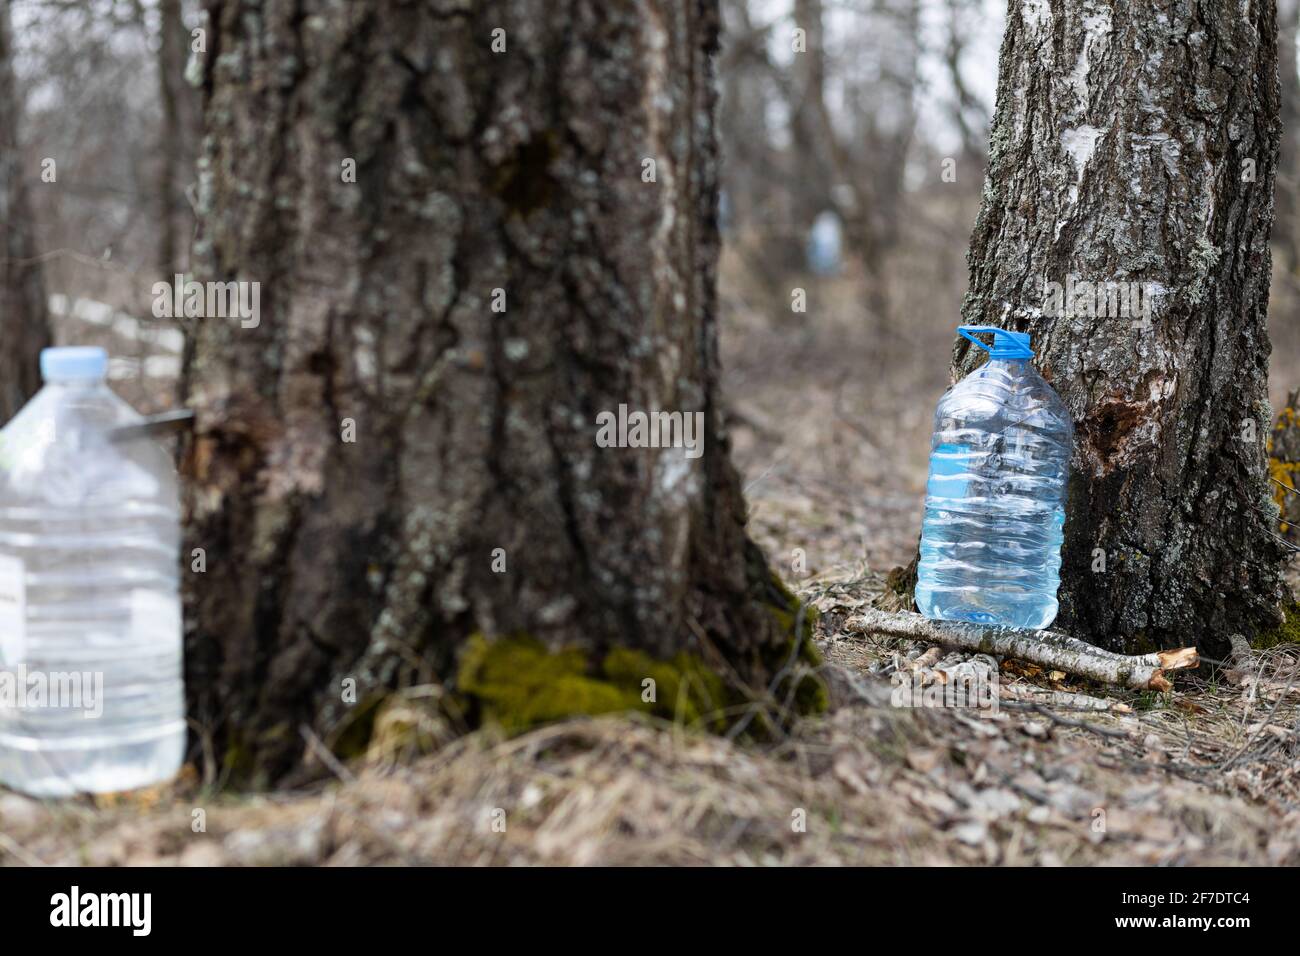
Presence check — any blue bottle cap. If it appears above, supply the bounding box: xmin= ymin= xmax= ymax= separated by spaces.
xmin=956 ymin=325 xmax=1033 ymax=359
xmin=40 ymin=346 xmax=109 ymax=382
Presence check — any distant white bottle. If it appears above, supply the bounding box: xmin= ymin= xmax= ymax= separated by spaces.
xmin=0 ymin=347 xmax=184 ymax=796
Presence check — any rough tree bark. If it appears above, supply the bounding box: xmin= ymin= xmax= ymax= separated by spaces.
xmin=181 ymin=0 xmax=821 ymax=780
xmin=0 ymin=0 xmax=50 ymax=422
xmin=954 ymin=0 xmax=1288 ymax=657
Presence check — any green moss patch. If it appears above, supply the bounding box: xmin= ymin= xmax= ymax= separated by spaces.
xmin=603 ymin=647 xmax=728 ymax=730
xmin=1252 ymin=598 xmax=1300 ymax=650
xmin=456 ymin=633 xmax=733 ymax=734
xmin=455 ymin=577 xmax=828 ymax=736
xmin=762 ymin=571 xmax=828 ymax=715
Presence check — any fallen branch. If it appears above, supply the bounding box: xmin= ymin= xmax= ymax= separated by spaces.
xmin=999 ymin=683 xmax=1133 ymax=714
xmin=846 ymin=609 xmax=1198 ymax=692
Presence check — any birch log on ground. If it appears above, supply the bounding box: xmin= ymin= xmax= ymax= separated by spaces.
xmin=849 ymin=609 xmax=1198 ymax=692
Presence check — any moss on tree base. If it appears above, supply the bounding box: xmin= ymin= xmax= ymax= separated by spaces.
xmin=1252 ymin=598 xmax=1300 ymax=650
xmin=454 ymin=573 xmax=826 ymax=736
xmin=222 ymin=573 xmax=830 ymax=777
xmin=455 ymin=634 xmax=730 ymax=734
xmin=760 ymin=570 xmax=828 ymax=715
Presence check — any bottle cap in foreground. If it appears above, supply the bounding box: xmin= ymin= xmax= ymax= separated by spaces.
xmin=41 ymin=346 xmax=108 ymax=382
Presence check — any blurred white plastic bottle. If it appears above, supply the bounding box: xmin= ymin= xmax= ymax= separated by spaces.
xmin=0 ymin=347 xmax=184 ymax=796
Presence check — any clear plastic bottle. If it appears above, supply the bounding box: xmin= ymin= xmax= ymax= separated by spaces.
xmin=915 ymin=326 xmax=1072 ymax=629
xmin=0 ymin=347 xmax=184 ymax=796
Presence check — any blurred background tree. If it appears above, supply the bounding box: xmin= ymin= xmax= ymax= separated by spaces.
xmin=0 ymin=0 xmax=48 ymax=420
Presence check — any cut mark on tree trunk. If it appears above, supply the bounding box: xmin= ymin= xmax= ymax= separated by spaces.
xmin=1080 ymin=396 xmax=1149 ymax=472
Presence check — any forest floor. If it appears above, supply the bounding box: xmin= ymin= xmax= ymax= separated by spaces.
xmin=4 ymin=547 xmax=1298 ymax=865
xmin=2 ymin=261 xmax=1300 ymax=865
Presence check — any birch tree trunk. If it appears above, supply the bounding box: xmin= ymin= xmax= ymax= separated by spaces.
xmin=0 ymin=0 xmax=49 ymax=422
xmin=957 ymin=0 xmax=1287 ymax=656
xmin=181 ymin=0 xmax=820 ymax=780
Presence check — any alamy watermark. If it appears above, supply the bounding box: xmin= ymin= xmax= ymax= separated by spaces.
xmin=50 ymin=886 xmax=151 ymax=936
xmin=595 ymin=404 xmax=704 ymax=459
xmin=1042 ymin=274 xmax=1157 ymax=325
xmin=152 ymin=274 xmax=260 ymax=328
xmin=0 ymin=665 xmax=104 ymax=719
xmin=890 ymin=663 xmax=999 ymax=715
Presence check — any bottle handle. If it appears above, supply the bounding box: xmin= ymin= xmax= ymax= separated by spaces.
xmin=956 ymin=325 xmax=1033 ymax=359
